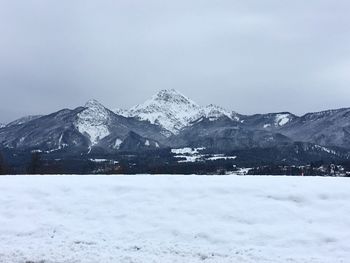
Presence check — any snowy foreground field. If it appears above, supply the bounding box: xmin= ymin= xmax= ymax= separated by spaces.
xmin=0 ymin=176 xmax=349 ymax=263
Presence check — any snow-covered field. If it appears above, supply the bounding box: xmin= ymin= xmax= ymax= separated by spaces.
xmin=0 ymin=175 xmax=349 ymax=263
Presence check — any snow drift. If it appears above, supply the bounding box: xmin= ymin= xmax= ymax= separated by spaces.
xmin=0 ymin=175 xmax=349 ymax=263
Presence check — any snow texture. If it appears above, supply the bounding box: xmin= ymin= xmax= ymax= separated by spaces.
xmin=0 ymin=175 xmax=349 ymax=263
xmin=207 ymin=155 xmax=237 ymax=161
xmin=114 ymin=138 xmax=123 ymax=149
xmin=171 ymin=148 xmax=237 ymax=163
xmin=90 ymin=159 xmax=119 ymax=164
xmin=275 ymin=114 xmax=291 ymax=126
xmin=171 ymin=147 xmax=205 ymax=155
xmin=171 ymin=147 xmax=206 ymax=162
xmin=114 ymin=89 xmax=238 ymax=134
xmin=75 ymin=99 xmax=111 ymax=145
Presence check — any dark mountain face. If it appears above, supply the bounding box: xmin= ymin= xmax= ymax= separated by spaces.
xmin=6 ymin=115 xmax=43 ymax=128
xmin=0 ymin=108 xmax=89 ymax=151
xmin=118 ymin=131 xmax=161 ymax=152
xmin=174 ymin=116 xmax=292 ymax=151
xmin=279 ymin=108 xmax=350 ymax=149
xmin=0 ymin=90 xmax=350 ymax=173
xmin=237 ymin=108 xmax=350 ymax=149
xmin=177 ymin=108 xmax=350 ymax=152
xmin=228 ymin=142 xmax=350 ymax=167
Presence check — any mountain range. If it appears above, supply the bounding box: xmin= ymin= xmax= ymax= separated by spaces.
xmin=1 ymin=89 xmax=350 ymax=173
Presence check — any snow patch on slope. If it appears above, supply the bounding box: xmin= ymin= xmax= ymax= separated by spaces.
xmin=171 ymin=147 xmax=205 ymax=155
xmin=76 ymin=99 xmax=110 ymax=145
xmin=171 ymin=147 xmax=206 ymax=162
xmin=275 ymin=114 xmax=291 ymax=126
xmin=171 ymin=148 xmax=237 ymax=163
xmin=314 ymin=145 xmax=337 ymax=155
xmin=114 ymin=138 xmax=123 ymax=149
xmin=207 ymin=155 xmax=237 ymax=161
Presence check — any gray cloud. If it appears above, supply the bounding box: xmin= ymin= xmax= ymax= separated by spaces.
xmin=1 ymin=0 xmax=350 ymax=122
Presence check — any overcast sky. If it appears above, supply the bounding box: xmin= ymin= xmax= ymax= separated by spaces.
xmin=1 ymin=0 xmax=350 ymax=122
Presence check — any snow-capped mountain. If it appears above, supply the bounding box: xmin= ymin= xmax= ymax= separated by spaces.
xmin=75 ymin=99 xmax=112 ymax=145
xmin=114 ymin=89 xmax=239 ymax=134
xmin=115 ymin=89 xmax=202 ymax=134
xmin=73 ymin=99 xmax=168 ymax=149
xmin=1 ymin=89 xmax=350 ymax=164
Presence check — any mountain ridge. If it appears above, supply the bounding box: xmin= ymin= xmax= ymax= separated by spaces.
xmin=1 ymin=89 xmax=350 ymax=169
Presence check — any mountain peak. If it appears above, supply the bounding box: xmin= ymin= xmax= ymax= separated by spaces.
xmin=201 ymin=104 xmax=239 ymax=121
xmin=152 ymin=89 xmax=199 ymax=106
xmin=78 ymin=99 xmax=111 ymax=145
xmin=84 ymin=99 xmax=105 ymax=109
xmin=119 ymin=90 xmax=241 ymax=134
xmin=125 ymin=89 xmax=201 ymax=134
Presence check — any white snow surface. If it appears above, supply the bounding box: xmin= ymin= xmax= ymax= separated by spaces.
xmin=171 ymin=147 xmax=206 ymax=162
xmin=275 ymin=114 xmax=291 ymax=126
xmin=114 ymin=138 xmax=123 ymax=149
xmin=0 ymin=175 xmax=349 ymax=263
xmin=171 ymin=147 xmax=205 ymax=155
xmin=76 ymin=99 xmax=111 ymax=145
xmin=89 ymin=158 xmax=109 ymax=163
xmin=207 ymin=155 xmax=237 ymax=161
xmin=114 ymin=89 xmax=238 ymax=134
xmin=171 ymin=148 xmax=238 ymax=163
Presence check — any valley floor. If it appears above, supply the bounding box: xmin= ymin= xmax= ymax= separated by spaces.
xmin=0 ymin=175 xmax=349 ymax=263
